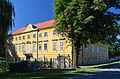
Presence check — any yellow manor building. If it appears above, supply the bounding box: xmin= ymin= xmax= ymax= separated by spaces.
xmin=7 ymin=20 xmax=108 ymax=65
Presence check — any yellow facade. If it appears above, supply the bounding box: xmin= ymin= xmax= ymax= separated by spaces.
xmin=7 ymin=20 xmax=109 ymax=65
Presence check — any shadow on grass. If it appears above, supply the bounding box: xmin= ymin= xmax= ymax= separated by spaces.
xmin=0 ymin=69 xmax=78 ymax=79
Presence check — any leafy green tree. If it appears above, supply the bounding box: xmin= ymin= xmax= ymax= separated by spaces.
xmin=0 ymin=0 xmax=14 ymax=65
xmin=109 ymin=39 xmax=120 ymax=58
xmin=54 ymin=0 xmax=120 ymax=68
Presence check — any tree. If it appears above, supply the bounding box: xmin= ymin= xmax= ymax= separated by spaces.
xmin=109 ymin=39 xmax=120 ymax=58
xmin=54 ymin=0 xmax=120 ymax=68
xmin=0 ymin=0 xmax=14 ymax=66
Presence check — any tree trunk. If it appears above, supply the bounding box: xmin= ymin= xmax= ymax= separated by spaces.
xmin=73 ymin=45 xmax=77 ymax=69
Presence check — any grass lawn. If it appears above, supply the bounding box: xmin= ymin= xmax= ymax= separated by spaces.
xmin=0 ymin=60 xmax=120 ymax=79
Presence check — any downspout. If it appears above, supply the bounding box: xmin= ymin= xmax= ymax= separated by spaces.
xmin=37 ymin=30 xmax=39 ymax=61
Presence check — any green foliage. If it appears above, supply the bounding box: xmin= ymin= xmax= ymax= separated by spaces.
xmin=0 ymin=0 xmax=14 ymax=58
xmin=109 ymin=39 xmax=120 ymax=58
xmin=54 ymin=0 xmax=120 ymax=45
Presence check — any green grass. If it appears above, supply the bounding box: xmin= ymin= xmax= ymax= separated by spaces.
xmin=0 ymin=60 xmax=120 ymax=79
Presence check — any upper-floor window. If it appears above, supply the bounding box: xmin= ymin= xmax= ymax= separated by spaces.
xmin=28 ymin=35 xmax=30 ymax=39
xmin=53 ymin=41 xmax=57 ymax=51
xmin=44 ymin=32 xmax=48 ymax=37
xmin=53 ymin=30 xmax=57 ymax=36
xmin=39 ymin=33 xmax=42 ymax=38
xmin=60 ymin=40 xmax=64 ymax=51
xmin=22 ymin=36 xmax=25 ymax=40
xmin=33 ymin=34 xmax=36 ymax=38
xmin=19 ymin=36 xmax=21 ymax=40
xmin=15 ymin=45 xmax=18 ymax=52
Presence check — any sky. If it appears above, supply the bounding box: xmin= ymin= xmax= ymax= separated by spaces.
xmin=11 ymin=0 xmax=120 ymax=39
xmin=11 ymin=0 xmax=54 ymax=32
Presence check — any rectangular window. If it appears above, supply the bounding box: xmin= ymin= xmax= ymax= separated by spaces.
xmin=85 ymin=45 xmax=88 ymax=53
xmin=19 ymin=36 xmax=21 ymax=40
xmin=53 ymin=30 xmax=57 ymax=36
xmin=33 ymin=34 xmax=36 ymax=38
xmin=53 ymin=41 xmax=57 ymax=51
xmin=91 ymin=44 xmax=94 ymax=53
xmin=39 ymin=33 xmax=42 ymax=38
xmin=28 ymin=35 xmax=30 ymax=39
xmin=22 ymin=36 xmax=25 ymax=40
xmin=44 ymin=42 xmax=48 ymax=51
xmin=60 ymin=40 xmax=64 ymax=51
xmin=22 ymin=44 xmax=25 ymax=52
xmin=44 ymin=32 xmax=48 ymax=37
xmin=38 ymin=42 xmax=42 ymax=51
xmin=33 ymin=43 xmax=36 ymax=52
xmin=27 ymin=44 xmax=30 ymax=53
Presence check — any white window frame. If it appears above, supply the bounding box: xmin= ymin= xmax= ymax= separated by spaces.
xmin=39 ymin=32 xmax=42 ymax=38
xmin=60 ymin=40 xmax=64 ymax=52
xmin=33 ymin=33 xmax=36 ymax=38
xmin=53 ymin=41 xmax=57 ymax=51
xmin=33 ymin=43 xmax=36 ymax=52
xmin=22 ymin=44 xmax=25 ymax=52
xmin=38 ymin=42 xmax=42 ymax=51
xmin=27 ymin=44 xmax=30 ymax=53
xmin=44 ymin=42 xmax=48 ymax=51
xmin=53 ymin=30 xmax=57 ymax=36
xmin=44 ymin=32 xmax=48 ymax=38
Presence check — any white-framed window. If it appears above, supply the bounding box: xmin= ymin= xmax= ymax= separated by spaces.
xmin=33 ymin=43 xmax=36 ymax=52
xmin=44 ymin=42 xmax=48 ymax=51
xmin=53 ymin=41 xmax=57 ymax=51
xmin=22 ymin=36 xmax=25 ymax=40
xmin=91 ymin=44 xmax=94 ymax=53
xmin=44 ymin=32 xmax=48 ymax=37
xmin=39 ymin=32 xmax=42 ymax=38
xmin=85 ymin=45 xmax=88 ymax=53
xmin=60 ymin=40 xmax=64 ymax=51
xmin=38 ymin=42 xmax=42 ymax=51
xmin=27 ymin=44 xmax=30 ymax=53
xmin=19 ymin=36 xmax=21 ymax=40
xmin=22 ymin=44 xmax=25 ymax=52
xmin=33 ymin=33 xmax=36 ymax=38
xmin=53 ymin=30 xmax=57 ymax=36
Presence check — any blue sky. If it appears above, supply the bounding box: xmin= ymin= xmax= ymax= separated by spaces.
xmin=11 ymin=0 xmax=120 ymax=39
xmin=11 ymin=0 xmax=54 ymax=32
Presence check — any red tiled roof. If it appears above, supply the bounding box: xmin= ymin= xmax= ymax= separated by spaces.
xmin=34 ymin=20 xmax=55 ymax=29
xmin=12 ymin=20 xmax=55 ymax=35
xmin=12 ymin=27 xmax=26 ymax=35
